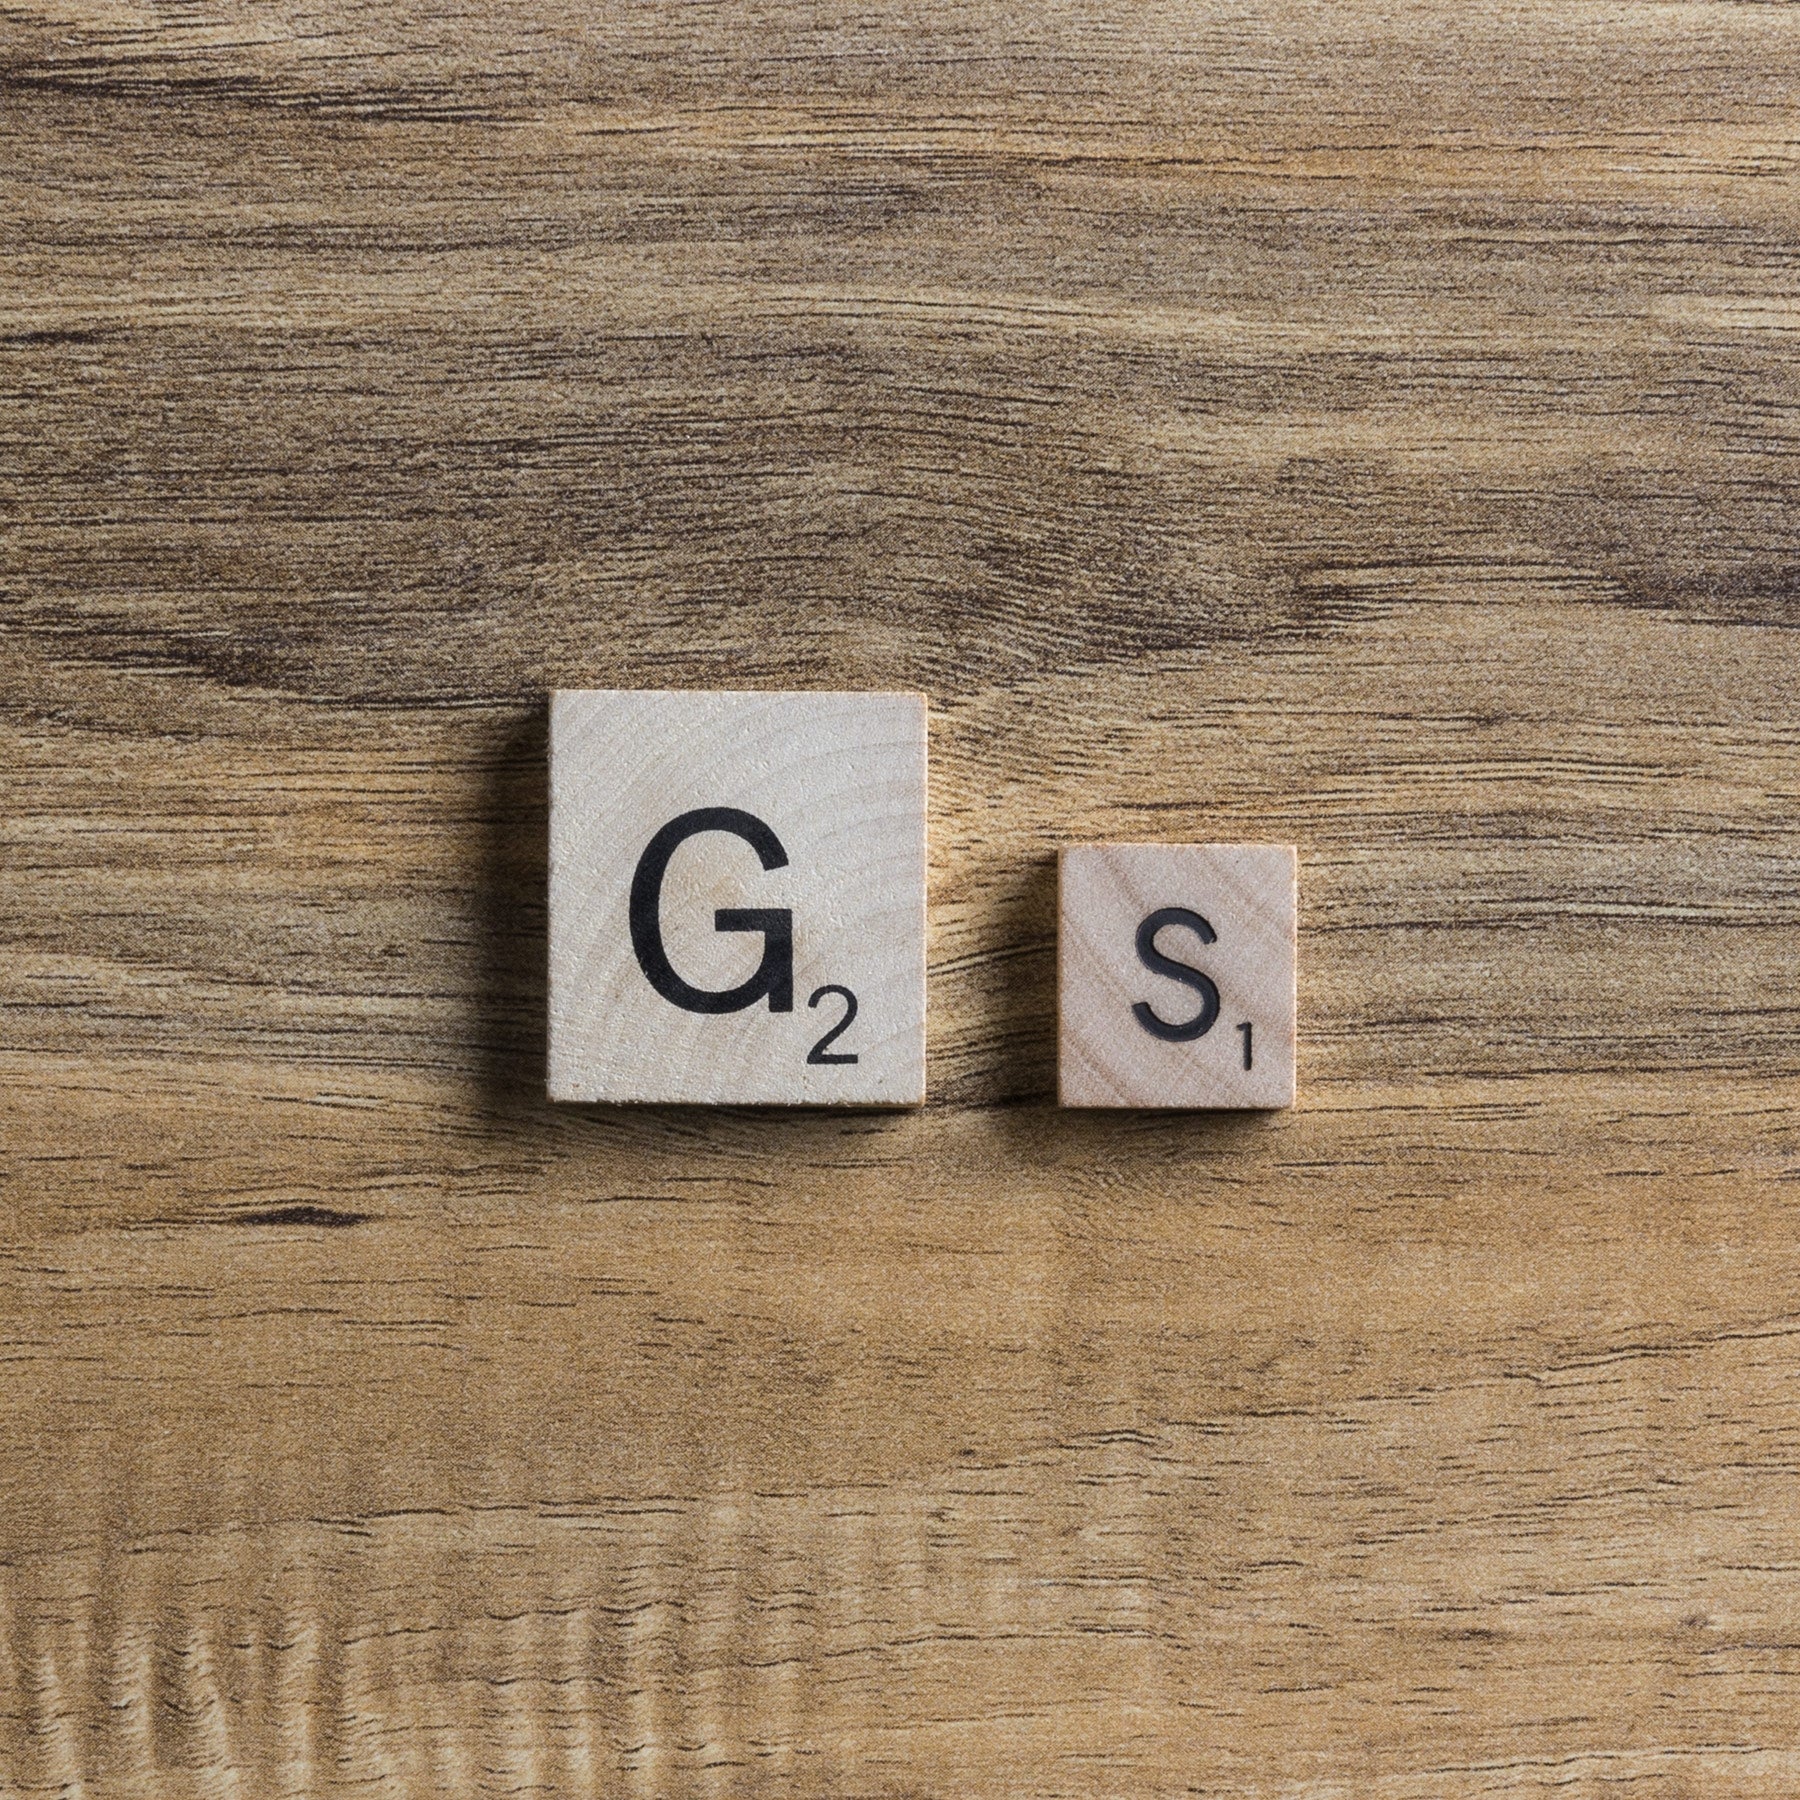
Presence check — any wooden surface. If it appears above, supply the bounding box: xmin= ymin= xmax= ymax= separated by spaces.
xmin=4 ymin=2 xmax=1800 ymax=1792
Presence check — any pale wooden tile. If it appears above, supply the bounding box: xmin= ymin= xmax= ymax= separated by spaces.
xmin=549 ymin=691 xmax=926 ymax=1104
xmin=1059 ymin=843 xmax=1297 ymax=1109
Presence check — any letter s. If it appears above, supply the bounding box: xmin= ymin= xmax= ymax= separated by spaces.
xmin=628 ymin=807 xmax=795 ymax=1014
xmin=1132 ymin=906 xmax=1220 ymax=1043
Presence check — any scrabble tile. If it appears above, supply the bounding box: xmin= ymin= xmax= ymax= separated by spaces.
xmin=1058 ymin=843 xmax=1296 ymax=1109
xmin=549 ymin=690 xmax=927 ymax=1105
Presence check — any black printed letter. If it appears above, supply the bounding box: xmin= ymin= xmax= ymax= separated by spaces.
xmin=628 ymin=807 xmax=795 ymax=1014
xmin=1132 ymin=906 xmax=1221 ymax=1043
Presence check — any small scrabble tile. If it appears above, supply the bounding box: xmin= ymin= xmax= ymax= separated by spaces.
xmin=549 ymin=690 xmax=927 ymax=1105
xmin=1058 ymin=843 xmax=1296 ymax=1109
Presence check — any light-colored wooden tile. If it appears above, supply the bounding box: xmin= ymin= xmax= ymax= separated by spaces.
xmin=1059 ymin=843 xmax=1297 ymax=1109
xmin=549 ymin=690 xmax=926 ymax=1104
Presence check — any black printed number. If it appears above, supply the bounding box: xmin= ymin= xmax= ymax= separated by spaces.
xmin=1236 ymin=1020 xmax=1253 ymax=1070
xmin=806 ymin=984 xmax=860 ymax=1064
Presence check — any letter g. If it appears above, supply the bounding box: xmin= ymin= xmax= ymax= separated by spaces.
xmin=628 ymin=807 xmax=795 ymax=1014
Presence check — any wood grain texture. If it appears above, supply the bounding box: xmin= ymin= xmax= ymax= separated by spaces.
xmin=3 ymin=1 xmax=1800 ymax=1792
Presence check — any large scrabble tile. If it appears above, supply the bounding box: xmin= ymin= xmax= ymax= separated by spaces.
xmin=549 ymin=690 xmax=926 ymax=1104
xmin=1058 ymin=843 xmax=1297 ymax=1109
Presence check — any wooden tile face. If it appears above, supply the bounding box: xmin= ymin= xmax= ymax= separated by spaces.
xmin=1059 ymin=844 xmax=1297 ymax=1109
xmin=549 ymin=691 xmax=926 ymax=1104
